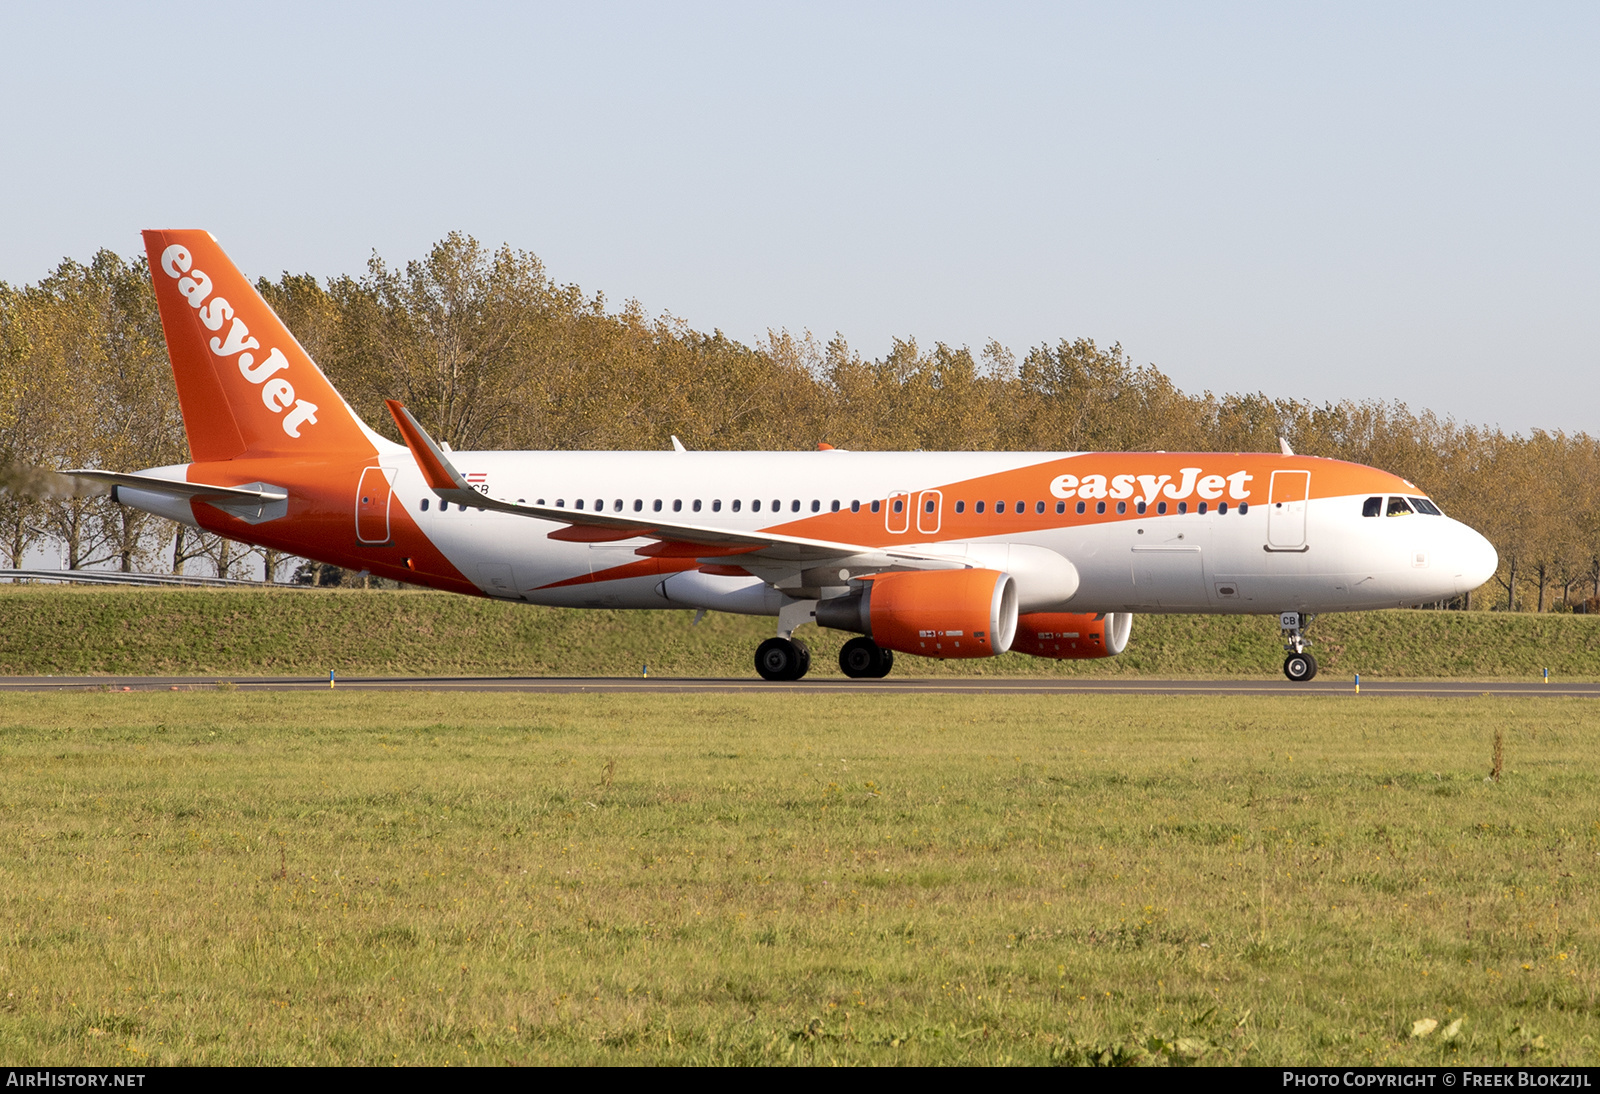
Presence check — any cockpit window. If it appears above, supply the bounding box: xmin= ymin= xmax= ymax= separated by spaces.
xmin=1386 ymin=496 xmax=1415 ymax=517
xmin=1362 ymin=496 xmax=1382 ymax=517
xmin=1409 ymin=496 xmax=1443 ymax=516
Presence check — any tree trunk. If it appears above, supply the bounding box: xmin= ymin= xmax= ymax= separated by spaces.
xmin=172 ymin=525 xmax=186 ymax=575
xmin=1536 ymin=563 xmax=1547 ymax=613
xmin=117 ymin=509 xmax=138 ymax=572
xmin=64 ymin=505 xmax=83 ymax=570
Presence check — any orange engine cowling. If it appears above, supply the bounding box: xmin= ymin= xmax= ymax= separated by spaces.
xmin=1010 ymin=612 xmax=1133 ymax=660
xmin=815 ymin=568 xmax=1018 ymax=659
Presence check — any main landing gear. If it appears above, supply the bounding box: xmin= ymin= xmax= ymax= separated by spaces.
xmin=839 ymin=636 xmax=894 ymax=679
xmin=753 ymin=635 xmax=895 ymax=681
xmin=1279 ymin=611 xmax=1318 ymax=682
xmin=754 ymin=637 xmax=811 ymax=681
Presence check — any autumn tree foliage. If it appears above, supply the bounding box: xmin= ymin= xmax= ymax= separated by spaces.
xmin=2 ymin=233 xmax=1596 ymax=608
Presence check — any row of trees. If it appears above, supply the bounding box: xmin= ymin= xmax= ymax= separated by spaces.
xmin=1 ymin=235 xmax=1595 ymax=610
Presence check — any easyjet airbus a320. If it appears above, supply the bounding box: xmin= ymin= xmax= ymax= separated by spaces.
xmin=73 ymin=231 xmax=1500 ymax=682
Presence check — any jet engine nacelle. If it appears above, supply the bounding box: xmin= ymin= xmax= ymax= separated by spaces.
xmin=816 ymin=568 xmax=1019 ymax=659
xmin=1010 ymin=612 xmax=1133 ymax=660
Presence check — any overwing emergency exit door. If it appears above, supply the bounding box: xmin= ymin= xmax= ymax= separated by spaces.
xmin=916 ymin=490 xmax=942 ymax=535
xmin=886 ymin=491 xmax=911 ymax=534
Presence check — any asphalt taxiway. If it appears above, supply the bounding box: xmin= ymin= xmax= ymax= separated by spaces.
xmin=1 ymin=675 xmax=1595 ymax=697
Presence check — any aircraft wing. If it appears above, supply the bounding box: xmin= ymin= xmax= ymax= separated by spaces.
xmin=385 ymin=401 xmax=966 ymax=570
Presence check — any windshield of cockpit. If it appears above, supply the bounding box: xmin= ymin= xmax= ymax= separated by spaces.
xmin=1361 ymin=495 xmax=1444 ymax=517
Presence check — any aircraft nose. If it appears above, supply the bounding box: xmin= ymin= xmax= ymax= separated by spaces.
xmin=1452 ymin=522 xmax=1499 ymax=594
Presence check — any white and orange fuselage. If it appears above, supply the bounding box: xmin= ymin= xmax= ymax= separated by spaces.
xmin=85 ymin=230 xmax=1499 ymax=678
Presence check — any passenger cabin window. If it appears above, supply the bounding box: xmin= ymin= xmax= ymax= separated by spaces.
xmin=1238 ymin=502 xmax=1249 ymax=514
xmin=1177 ymin=502 xmax=1187 ymax=514
xmin=633 ymin=499 xmax=643 ymax=512
xmin=955 ymin=501 xmax=965 ymax=513
xmin=712 ymin=500 xmax=722 ymax=512
xmin=575 ymin=499 xmax=584 ymax=510
xmin=594 ymin=499 xmax=603 ymax=511
xmin=792 ymin=500 xmax=801 ymax=512
xmin=1386 ymin=496 xmax=1415 ymax=517
xmin=995 ymin=501 xmax=1006 ymax=514
xmin=1217 ymin=502 xmax=1228 ymax=514
xmin=1409 ymin=496 xmax=1443 ymax=516
xmin=1076 ymin=501 xmax=1086 ymax=514
xmin=851 ymin=501 xmax=861 ymax=513
xmin=556 ymin=499 xmax=565 ymax=508
xmin=1116 ymin=501 xmax=1127 ymax=514
xmin=1015 ymin=500 xmax=1024 ymax=513
xmin=673 ymin=499 xmax=682 ymax=512
xmin=871 ymin=500 xmax=881 ymax=513
xmin=892 ymin=499 xmax=903 ymax=513
xmin=1096 ymin=501 xmax=1107 ymax=515
xmin=692 ymin=500 xmax=702 ymax=512
xmin=812 ymin=500 xmax=821 ymax=512
xmin=1056 ymin=501 xmax=1066 ymax=514
xmin=752 ymin=500 xmax=761 ymax=512
xmin=1362 ymin=496 xmax=1382 ymax=517
xmin=975 ymin=501 xmax=985 ymax=513
xmin=1197 ymin=502 xmax=1208 ymax=514
xmin=420 ymin=498 xmax=429 ymax=511
xmin=732 ymin=499 xmax=741 ymax=512
xmin=830 ymin=500 xmax=840 ymax=512
xmin=1136 ymin=501 xmax=1147 ymax=515
xmin=925 ymin=499 xmax=936 ymax=513
xmin=653 ymin=499 xmax=662 ymax=512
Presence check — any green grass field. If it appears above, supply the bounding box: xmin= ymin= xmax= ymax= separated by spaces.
xmin=0 ymin=691 xmax=1595 ymax=1065
xmin=2 ymin=585 xmax=1599 ymax=678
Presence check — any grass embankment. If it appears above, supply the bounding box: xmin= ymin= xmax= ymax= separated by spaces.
xmin=1 ymin=585 xmax=1597 ymax=678
xmin=0 ymin=692 xmax=1594 ymax=1065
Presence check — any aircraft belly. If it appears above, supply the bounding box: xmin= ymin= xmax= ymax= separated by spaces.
xmin=526 ymin=576 xmax=672 ymax=610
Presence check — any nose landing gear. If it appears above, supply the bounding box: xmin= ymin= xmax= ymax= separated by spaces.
xmin=1279 ymin=611 xmax=1318 ymax=682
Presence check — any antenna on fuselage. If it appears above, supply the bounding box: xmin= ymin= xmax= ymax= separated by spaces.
xmin=671 ymin=435 xmax=687 ymax=452
xmin=1279 ymin=436 xmax=1294 ymax=456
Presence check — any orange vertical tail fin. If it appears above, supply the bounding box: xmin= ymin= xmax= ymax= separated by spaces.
xmin=142 ymin=230 xmax=380 ymax=463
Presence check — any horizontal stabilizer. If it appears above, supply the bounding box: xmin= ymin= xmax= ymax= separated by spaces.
xmin=66 ymin=470 xmax=288 ymax=503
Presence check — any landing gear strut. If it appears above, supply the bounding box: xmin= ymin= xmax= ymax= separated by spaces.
xmin=755 ymin=637 xmax=811 ymax=681
xmin=1279 ymin=611 xmax=1317 ymax=682
xmin=839 ymin=636 xmax=894 ymax=679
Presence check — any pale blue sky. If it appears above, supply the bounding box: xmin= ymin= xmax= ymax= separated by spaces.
xmin=3 ymin=2 xmax=1596 ymax=435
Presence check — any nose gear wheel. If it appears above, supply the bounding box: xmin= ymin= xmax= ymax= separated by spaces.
xmin=1283 ymin=652 xmax=1318 ymax=682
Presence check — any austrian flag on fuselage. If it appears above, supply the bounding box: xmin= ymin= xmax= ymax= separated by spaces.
xmin=71 ymin=230 xmax=1500 ymax=683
